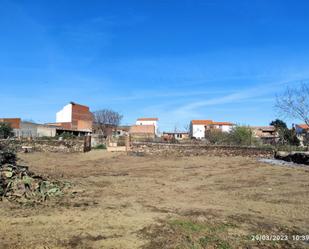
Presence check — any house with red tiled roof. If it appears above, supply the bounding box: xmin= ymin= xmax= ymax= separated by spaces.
xmin=295 ymin=124 xmax=309 ymax=146
xmin=190 ymin=120 xmax=234 ymax=139
xmin=250 ymin=126 xmax=278 ymax=144
xmin=136 ymin=118 xmax=158 ymax=121
xmin=135 ymin=117 xmax=159 ymax=135
xmin=295 ymin=124 xmax=309 ymax=134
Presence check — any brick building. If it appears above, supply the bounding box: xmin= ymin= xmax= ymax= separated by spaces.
xmin=135 ymin=118 xmax=159 ymax=135
xmin=0 ymin=118 xmax=21 ymax=129
xmin=50 ymin=102 xmax=93 ymax=132
xmin=129 ymin=125 xmax=156 ymax=140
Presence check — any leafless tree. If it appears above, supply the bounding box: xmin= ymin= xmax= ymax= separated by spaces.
xmin=183 ymin=124 xmax=190 ymax=133
xmin=92 ymin=109 xmax=123 ymax=137
xmin=275 ymin=83 xmax=309 ymax=126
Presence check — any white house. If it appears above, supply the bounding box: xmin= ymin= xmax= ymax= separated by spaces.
xmin=56 ymin=103 xmax=72 ymax=123
xmin=211 ymin=122 xmax=234 ymax=132
xmin=190 ymin=120 xmax=234 ymax=139
xmin=136 ymin=118 xmax=159 ymax=136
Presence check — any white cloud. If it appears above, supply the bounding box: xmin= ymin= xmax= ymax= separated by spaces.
xmin=173 ymin=79 xmax=303 ymax=115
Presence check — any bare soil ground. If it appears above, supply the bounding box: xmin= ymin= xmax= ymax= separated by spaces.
xmin=0 ymin=151 xmax=309 ymax=249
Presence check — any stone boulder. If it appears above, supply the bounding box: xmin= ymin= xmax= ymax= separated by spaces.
xmin=275 ymin=151 xmax=309 ymax=165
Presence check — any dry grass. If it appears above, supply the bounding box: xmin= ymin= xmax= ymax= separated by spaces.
xmin=0 ymin=151 xmax=308 ymax=248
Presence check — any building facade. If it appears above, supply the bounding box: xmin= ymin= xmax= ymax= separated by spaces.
xmin=55 ymin=102 xmax=93 ymax=132
xmin=129 ymin=125 xmax=155 ymax=140
xmin=13 ymin=121 xmax=57 ymax=138
xmin=295 ymin=124 xmax=309 ymax=134
xmin=135 ymin=118 xmax=159 ymax=135
xmin=0 ymin=118 xmax=21 ymax=129
xmin=162 ymin=132 xmax=189 ymax=141
xmin=190 ymin=120 xmax=234 ymax=139
xmin=250 ymin=126 xmax=278 ymax=144
xmin=295 ymin=124 xmax=309 ymax=146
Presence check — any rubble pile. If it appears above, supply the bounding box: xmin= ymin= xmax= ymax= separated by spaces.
xmin=0 ymin=143 xmax=69 ymax=203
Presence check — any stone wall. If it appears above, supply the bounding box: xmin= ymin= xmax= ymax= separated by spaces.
xmin=132 ymin=142 xmax=274 ymax=158
xmin=0 ymin=139 xmax=85 ymax=153
xmin=91 ymin=134 xmax=106 ymax=147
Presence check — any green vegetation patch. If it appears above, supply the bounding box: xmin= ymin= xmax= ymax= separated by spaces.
xmin=141 ymin=218 xmax=235 ymax=249
xmin=140 ymin=215 xmax=307 ymax=249
xmin=169 ymin=219 xmax=209 ymax=233
xmin=93 ymin=144 xmax=106 ymax=150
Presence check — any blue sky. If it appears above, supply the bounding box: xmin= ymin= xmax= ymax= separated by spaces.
xmin=1 ymin=0 xmax=309 ymax=131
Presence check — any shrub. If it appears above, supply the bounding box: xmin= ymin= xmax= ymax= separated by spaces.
xmin=278 ymin=128 xmax=300 ymax=146
xmin=94 ymin=144 xmax=106 ymax=150
xmin=56 ymin=132 xmax=77 ymax=140
xmin=228 ymin=126 xmax=253 ymax=146
xmin=0 ymin=123 xmax=14 ymax=139
xmin=205 ymin=126 xmax=255 ymax=146
xmin=205 ymin=130 xmax=230 ymax=145
xmin=0 ymin=142 xmax=17 ymax=166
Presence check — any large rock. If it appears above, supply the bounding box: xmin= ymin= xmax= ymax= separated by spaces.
xmin=275 ymin=151 xmax=309 ymax=165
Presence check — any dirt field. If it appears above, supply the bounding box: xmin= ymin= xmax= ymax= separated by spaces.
xmin=0 ymin=151 xmax=309 ymax=249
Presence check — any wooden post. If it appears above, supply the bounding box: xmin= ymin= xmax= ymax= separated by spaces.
xmin=84 ymin=135 xmax=91 ymax=152
xmin=125 ymin=134 xmax=131 ymax=153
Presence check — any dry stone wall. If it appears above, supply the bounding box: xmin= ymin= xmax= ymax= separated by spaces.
xmin=0 ymin=139 xmax=84 ymax=153
xmin=132 ymin=142 xmax=274 ymax=158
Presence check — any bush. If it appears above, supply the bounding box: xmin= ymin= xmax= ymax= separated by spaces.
xmin=56 ymin=132 xmax=77 ymax=140
xmin=270 ymin=119 xmax=300 ymax=146
xmin=94 ymin=144 xmax=106 ymax=150
xmin=0 ymin=142 xmax=17 ymax=166
xmin=278 ymin=128 xmax=300 ymax=146
xmin=228 ymin=126 xmax=253 ymax=146
xmin=205 ymin=130 xmax=230 ymax=145
xmin=205 ymin=126 xmax=254 ymax=146
xmin=0 ymin=123 xmax=14 ymax=139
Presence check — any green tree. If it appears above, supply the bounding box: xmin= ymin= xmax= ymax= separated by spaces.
xmin=270 ymin=119 xmax=287 ymax=129
xmin=279 ymin=128 xmax=300 ymax=146
xmin=0 ymin=123 xmax=14 ymax=139
xmin=270 ymin=120 xmax=300 ymax=146
xmin=228 ymin=126 xmax=253 ymax=146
